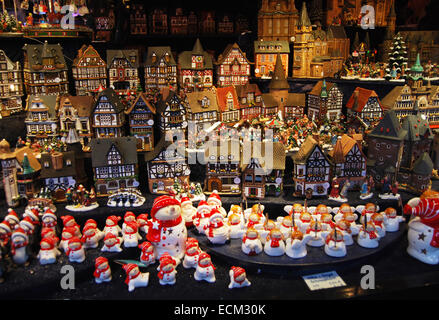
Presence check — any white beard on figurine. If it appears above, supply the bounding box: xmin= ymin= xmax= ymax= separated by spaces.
xmin=305 ymin=220 xmax=326 ymax=247
xmin=206 ymin=210 xmax=230 ymax=245
xmin=123 ymin=263 xmax=149 ymax=292
xmin=264 ymin=229 xmax=285 ymax=256
xmin=123 ymin=221 xmax=142 ymax=248
xmin=357 ymin=222 xmax=380 ymax=248
xmin=103 ymin=215 xmax=122 ymax=237
xmin=94 ymin=257 xmax=112 ymax=284
xmin=383 ymin=207 xmax=405 ymax=232
xmin=193 ymin=201 xmax=211 ymax=235
xmin=81 ymin=225 xmax=101 ymax=249
xmin=285 ymin=227 xmax=312 ymax=258
xmin=228 ymin=266 xmax=251 ymax=289
xmin=139 ymin=241 xmax=156 ymax=266
xmin=207 ymin=191 xmax=227 ymax=218
xmin=241 ymin=228 xmax=263 ymax=256
xmin=194 ymin=252 xmax=216 ymax=283
xmin=37 ymin=237 xmax=60 ymax=265
xmin=324 ymin=230 xmax=347 ymax=258
xmin=157 ymin=253 xmax=178 ymax=285
xmin=180 ymin=197 xmax=197 ymax=227
xmin=66 ymin=237 xmax=86 ymax=263
xmin=227 ymin=213 xmax=246 ymax=239
xmin=183 ymin=239 xmax=202 ymax=269
xmin=101 ymin=233 xmax=123 ymax=252
xmin=146 ymin=195 xmax=187 ymax=262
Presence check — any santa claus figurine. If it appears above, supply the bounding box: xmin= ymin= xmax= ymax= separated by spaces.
xmin=264 ymin=228 xmax=285 ymax=256
xmin=103 ymin=215 xmax=122 ymax=237
xmin=227 ymin=212 xmax=246 ymax=239
xmin=41 ymin=209 xmax=58 ymax=233
xmin=101 ymin=233 xmax=123 ymax=253
xmin=383 ymin=207 xmax=405 ymax=232
xmin=37 ymin=237 xmax=60 ymax=265
xmin=60 ymin=226 xmax=77 ymax=252
xmin=61 ymin=215 xmax=81 ymax=238
xmin=194 ymin=252 xmax=216 ymax=283
xmin=180 ymin=196 xmax=197 ymax=227
xmin=137 ymin=214 xmax=149 ymax=234
xmin=157 ymin=252 xmax=177 ymax=285
xmin=0 ymin=221 xmax=11 ymax=247
xmin=66 ymin=237 xmax=86 ymax=263
xmin=94 ymin=257 xmax=112 ymax=284
xmin=206 ymin=209 xmax=230 ymax=245
xmin=207 ymin=191 xmax=227 ymax=218
xmin=241 ymin=228 xmax=263 ymax=256
xmin=357 ymin=222 xmax=380 ymax=248
xmin=81 ymin=224 xmax=101 ymax=249
xmin=123 ymin=263 xmax=149 ymax=292
xmin=324 ymin=229 xmax=347 ymax=258
xmin=193 ymin=200 xmax=211 ymax=235
xmin=5 ymin=209 xmax=20 ymax=229
xmin=182 ymin=238 xmax=202 ymax=269
xmin=122 ymin=211 xmax=137 ymax=235
xmin=146 ymin=195 xmax=187 ymax=261
xmin=285 ymin=227 xmax=312 ymax=258
xmin=305 ymin=220 xmax=326 ymax=247
xmin=11 ymin=228 xmax=30 ymax=265
xmin=228 ymin=266 xmax=251 ymax=289
xmin=139 ymin=241 xmax=156 ymax=266
xmin=123 ymin=221 xmax=142 ymax=248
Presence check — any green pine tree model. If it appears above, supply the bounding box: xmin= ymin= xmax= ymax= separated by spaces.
xmin=385 ymin=33 xmax=408 ymax=79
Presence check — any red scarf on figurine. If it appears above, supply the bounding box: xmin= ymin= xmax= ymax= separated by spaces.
xmin=94 ymin=265 xmax=110 ymax=278
xmin=125 ymin=270 xmax=141 ymax=285
xmin=104 ymin=238 xmax=120 ymax=249
xmin=146 ymin=216 xmax=182 ymax=243
xmin=270 ymin=237 xmax=281 ymax=248
xmin=66 ymin=245 xmax=82 ymax=257
xmin=81 ymin=232 xmax=96 ymax=243
xmin=157 ymin=267 xmax=174 ymax=280
xmin=11 ymin=241 xmax=28 ymax=255
xmin=141 ymin=250 xmax=154 ymax=261
xmin=207 ymin=220 xmax=224 ymax=238
xmin=242 ymin=233 xmax=258 ymax=243
xmin=420 ymin=221 xmax=439 ymax=248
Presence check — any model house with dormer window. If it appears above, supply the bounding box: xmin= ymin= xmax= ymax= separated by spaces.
xmin=155 ymin=89 xmax=187 ymax=133
xmin=144 ymin=46 xmax=177 ymax=90
xmin=186 ymin=91 xmax=219 ymax=131
xmin=91 ymin=88 xmax=125 ymax=138
xmin=235 ymin=83 xmax=263 ymax=121
xmin=25 ymin=95 xmax=59 ymax=143
xmin=307 ymin=79 xmax=343 ymax=122
xmin=216 ymin=43 xmax=251 ymax=87
xmin=0 ymin=50 xmax=24 ymax=117
xmin=254 ymin=40 xmax=289 ymax=79
xmin=107 ymin=50 xmax=140 ymax=96
xmin=346 ymin=87 xmax=384 ymax=126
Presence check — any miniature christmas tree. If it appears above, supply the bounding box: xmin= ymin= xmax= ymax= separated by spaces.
xmin=385 ymin=33 xmax=408 ymax=80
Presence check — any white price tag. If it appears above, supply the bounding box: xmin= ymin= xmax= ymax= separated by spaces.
xmin=302 ymin=271 xmax=346 ymax=291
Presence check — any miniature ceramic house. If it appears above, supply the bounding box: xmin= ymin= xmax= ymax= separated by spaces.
xmin=145 ymin=136 xmax=190 ymax=194
xmin=144 ymin=47 xmax=177 ymax=90
xmin=307 ymin=79 xmax=343 ymax=122
xmin=254 ymin=40 xmax=289 ymax=79
xmin=292 ymin=136 xmax=331 ymax=198
xmin=22 ymin=41 xmax=68 ymax=95
xmin=130 ymin=4 xmax=147 ymax=35
xmin=178 ymin=39 xmax=214 ymax=91
xmin=216 ymin=43 xmax=251 ymax=87
xmin=72 ymin=45 xmax=107 ymax=96
xmin=150 ymin=8 xmax=168 ymax=35
xmin=25 ymin=95 xmax=59 ymax=143
xmin=346 ymin=87 xmax=384 ymax=126
xmin=328 ymin=134 xmax=367 ymax=187
xmin=170 ymin=8 xmax=188 ymax=35
xmin=155 ymin=89 xmax=187 ymax=133
xmin=283 ymin=94 xmax=306 ymax=120
xmin=218 ymin=14 xmax=234 ymax=34
xmin=216 ymin=86 xmax=240 ymax=124
xmin=57 ymin=95 xmax=94 ymax=147
xmin=264 ymin=142 xmax=286 ymax=197
xmin=204 ymin=140 xmax=241 ymax=195
xmin=258 ymin=0 xmax=298 ymax=42
xmin=398 ymin=152 xmax=433 ymax=194
xmin=94 ymin=7 xmax=115 ymax=41
xmin=199 ymin=11 xmax=215 ymax=35
xmin=90 ymin=137 xmax=139 ymax=196
xmin=107 ymin=50 xmax=140 ymax=95
xmin=91 ymin=88 xmax=126 ymax=138
xmin=125 ymin=92 xmax=156 ymax=151
xmin=0 ymin=50 xmax=24 ymax=117
xmin=235 ymin=83 xmax=263 ymax=121
xmin=185 ymin=91 xmax=219 ymax=132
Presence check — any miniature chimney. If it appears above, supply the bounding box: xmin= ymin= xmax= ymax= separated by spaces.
xmin=51 ymin=151 xmax=64 ymax=170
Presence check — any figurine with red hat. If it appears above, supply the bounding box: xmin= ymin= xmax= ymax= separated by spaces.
xmin=37 ymin=237 xmax=60 ymax=265
xmin=11 ymin=228 xmax=30 ymax=265
xmin=41 ymin=227 xmax=60 ymax=248
xmin=241 ymin=228 xmax=263 ymax=256
xmin=81 ymin=224 xmax=102 ymax=249
xmin=103 ymin=215 xmax=122 ymax=237
xmin=139 ymin=241 xmax=156 ymax=266
xmin=194 ymin=252 xmax=216 ymax=283
xmin=19 ymin=217 xmax=36 ymax=237
xmin=122 ymin=211 xmax=137 ymax=235
xmin=157 ymin=252 xmax=177 ymax=285
xmin=61 ymin=215 xmax=81 ymax=238
xmin=23 ymin=208 xmax=40 ymax=227
xmin=84 ymin=219 xmax=104 ymax=240
xmin=146 ymin=195 xmax=187 ymax=261
xmin=137 ymin=214 xmax=149 ymax=234
xmin=193 ymin=200 xmax=211 ymax=235
xmin=60 ymin=226 xmax=77 ymax=252
xmin=5 ymin=209 xmax=20 ymax=230
xmin=94 ymin=257 xmax=112 ymax=284
xmin=101 ymin=233 xmax=123 ymax=252
xmin=207 ymin=191 xmax=227 ymax=218
xmin=182 ymin=238 xmax=202 ymax=269
xmin=66 ymin=237 xmax=86 ymax=263
xmin=0 ymin=220 xmax=12 ymax=246
xmin=123 ymin=221 xmax=142 ymax=248
xmin=180 ymin=196 xmax=197 ymax=227
xmin=42 ymin=209 xmax=58 ymax=233
xmin=123 ymin=263 xmax=149 ymax=292
xmin=228 ymin=266 xmax=251 ymax=289
xmin=206 ymin=209 xmax=230 ymax=245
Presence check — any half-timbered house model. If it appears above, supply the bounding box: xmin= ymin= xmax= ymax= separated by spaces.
xmin=292 ymin=135 xmax=331 ymax=198
xmin=254 ymin=40 xmax=289 ymax=79
xmin=0 ymin=50 xmax=24 ymax=117
xmin=58 ymin=95 xmax=94 ymax=147
xmin=145 ymin=137 xmax=190 ymax=194
xmin=91 ymin=88 xmax=126 ymax=138
xmin=346 ymin=87 xmax=384 ymax=126
xmin=328 ymin=134 xmax=367 ymax=187
xmin=25 ymin=95 xmax=59 ymax=143
xmin=155 ymin=89 xmax=187 ymax=133
xmin=170 ymin=8 xmax=188 ymax=35
xmin=72 ymin=45 xmax=107 ymax=95
xmin=178 ymin=39 xmax=214 ymax=91
xmin=216 ymin=43 xmax=251 ymax=87
xmin=204 ymin=140 xmax=241 ymax=195
xmin=217 ymin=14 xmax=234 ymax=34
xmin=187 ymin=11 xmax=198 ymax=34
xmin=235 ymin=83 xmax=263 ymax=121
xmin=216 ymin=86 xmax=240 ymax=124
xmin=307 ymin=79 xmax=343 ymax=122
xmin=125 ymin=92 xmax=156 ymax=151
xmin=90 ymin=137 xmax=139 ymax=196
xmin=199 ymin=11 xmax=216 ymax=35
xmin=366 ymin=110 xmax=407 ymax=184
xmin=264 ymin=141 xmax=286 ymax=197
xmin=144 ymin=46 xmax=177 ymax=90
xmin=186 ymin=90 xmax=219 ymax=132
xmin=107 ymin=50 xmax=140 ymax=96
xmin=23 ymin=41 xmax=68 ymax=95
xmin=150 ymin=8 xmax=168 ymax=35
xmin=130 ymin=3 xmax=147 ymax=35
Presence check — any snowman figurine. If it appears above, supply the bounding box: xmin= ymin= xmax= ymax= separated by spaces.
xmin=206 ymin=209 xmax=230 ymax=245
xmin=123 ymin=221 xmax=142 ymax=248
xmin=84 ymin=219 xmax=104 ymax=240
xmin=324 ymin=229 xmax=347 ymax=258
xmin=285 ymin=227 xmax=312 ymax=258
xmin=11 ymin=228 xmax=30 ymax=265
xmin=227 ymin=213 xmax=246 ymax=239
xmin=0 ymin=221 xmax=11 ymax=247
xmin=101 ymin=233 xmax=123 ymax=252
xmin=383 ymin=207 xmax=405 ymax=232
xmin=41 ymin=209 xmax=58 ymax=233
xmin=305 ymin=220 xmax=326 ymax=247
xmin=357 ymin=222 xmax=380 ymax=248
xmin=146 ymin=195 xmax=187 ymax=261
xmin=66 ymin=237 xmax=86 ymax=263
xmin=241 ymin=228 xmax=263 ymax=256
xmin=157 ymin=252 xmax=177 ymax=285
xmin=60 ymin=227 xmax=76 ymax=252
xmin=81 ymin=225 xmax=101 ymax=249
xmin=137 ymin=214 xmax=149 ymax=234
xmin=139 ymin=241 xmax=156 ymax=266
xmin=60 ymin=215 xmax=81 ymax=238
xmin=264 ymin=228 xmax=285 ymax=256
xmin=122 ymin=211 xmax=137 ymax=235
xmin=182 ymin=238 xmax=202 ymax=269
xmin=194 ymin=252 xmax=216 ymax=283
xmin=207 ymin=191 xmax=227 ymax=218
xmin=4 ymin=209 xmax=20 ymax=230
xmin=180 ymin=196 xmax=197 ymax=227
xmin=123 ymin=263 xmax=149 ymax=292
xmin=193 ymin=201 xmax=211 ymax=235
xmin=228 ymin=266 xmax=251 ymax=289
xmin=94 ymin=257 xmax=112 ymax=284
xmin=41 ymin=227 xmax=60 ymax=248
xmin=103 ymin=216 xmax=122 ymax=237
xmin=37 ymin=237 xmax=60 ymax=265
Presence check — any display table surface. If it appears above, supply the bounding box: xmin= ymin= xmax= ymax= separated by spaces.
xmin=0 ymin=185 xmax=438 ymax=300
